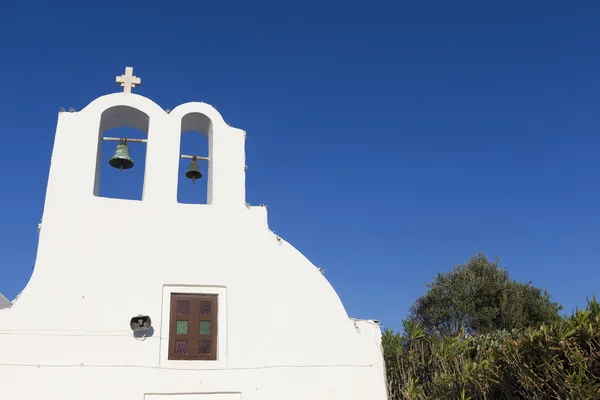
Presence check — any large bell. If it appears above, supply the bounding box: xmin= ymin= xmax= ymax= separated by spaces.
xmin=109 ymin=141 xmax=134 ymax=171
xmin=185 ymin=158 xmax=202 ymax=183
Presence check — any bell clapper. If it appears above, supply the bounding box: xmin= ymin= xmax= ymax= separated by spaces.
xmin=191 ymin=156 xmax=197 ymax=183
xmin=121 ymin=139 xmax=124 ymax=173
xmin=120 ymin=139 xmax=125 ymax=172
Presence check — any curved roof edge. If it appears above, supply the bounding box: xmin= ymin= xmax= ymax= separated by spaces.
xmin=79 ymin=93 xmax=166 ymax=116
xmin=78 ymin=94 xmax=229 ymax=128
xmin=169 ymin=102 xmax=226 ymax=126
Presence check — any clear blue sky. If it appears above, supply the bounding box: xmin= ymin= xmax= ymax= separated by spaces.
xmin=0 ymin=1 xmax=598 ymax=330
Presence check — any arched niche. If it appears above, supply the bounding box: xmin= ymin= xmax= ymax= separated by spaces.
xmin=177 ymin=112 xmax=213 ymax=204
xmin=94 ymin=105 xmax=150 ymax=200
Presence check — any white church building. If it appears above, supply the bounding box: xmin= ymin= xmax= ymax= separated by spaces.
xmin=0 ymin=67 xmax=388 ymax=400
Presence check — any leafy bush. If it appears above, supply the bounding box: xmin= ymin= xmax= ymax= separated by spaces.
xmin=384 ymin=297 xmax=600 ymax=399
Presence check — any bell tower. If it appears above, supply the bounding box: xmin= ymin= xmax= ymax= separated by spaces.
xmin=43 ymin=66 xmax=247 ymax=209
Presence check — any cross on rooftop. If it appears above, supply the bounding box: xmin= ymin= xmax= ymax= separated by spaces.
xmin=116 ymin=66 xmax=141 ymax=93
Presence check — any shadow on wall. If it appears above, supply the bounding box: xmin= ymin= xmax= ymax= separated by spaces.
xmin=0 ymin=293 xmax=12 ymax=309
xmin=133 ymin=326 xmax=155 ymax=339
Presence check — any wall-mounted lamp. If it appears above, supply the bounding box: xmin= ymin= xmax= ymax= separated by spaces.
xmin=130 ymin=315 xmax=152 ymax=332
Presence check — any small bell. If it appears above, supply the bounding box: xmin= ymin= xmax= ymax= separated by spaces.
xmin=185 ymin=157 xmax=202 ymax=183
xmin=109 ymin=140 xmax=134 ymax=171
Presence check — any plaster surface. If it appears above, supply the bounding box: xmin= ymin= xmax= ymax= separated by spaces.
xmin=0 ymin=92 xmax=388 ymax=399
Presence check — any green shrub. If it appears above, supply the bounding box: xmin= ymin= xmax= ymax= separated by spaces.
xmin=384 ymin=297 xmax=600 ymax=399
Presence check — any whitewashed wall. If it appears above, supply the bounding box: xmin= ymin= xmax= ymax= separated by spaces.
xmin=0 ymin=93 xmax=388 ymax=400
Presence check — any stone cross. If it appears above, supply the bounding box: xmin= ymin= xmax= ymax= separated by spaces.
xmin=116 ymin=66 xmax=141 ymax=93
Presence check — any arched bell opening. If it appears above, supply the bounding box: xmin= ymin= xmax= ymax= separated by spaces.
xmin=94 ymin=106 xmax=149 ymax=200
xmin=177 ymin=113 xmax=212 ymax=204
